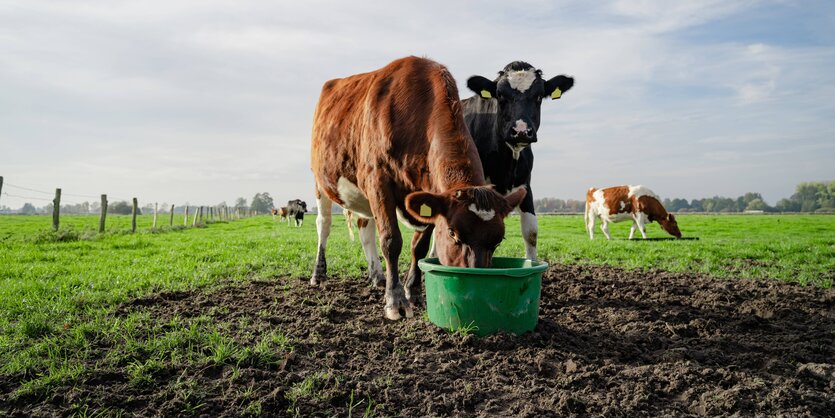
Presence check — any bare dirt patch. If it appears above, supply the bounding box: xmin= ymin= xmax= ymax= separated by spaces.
xmin=3 ymin=264 xmax=834 ymax=417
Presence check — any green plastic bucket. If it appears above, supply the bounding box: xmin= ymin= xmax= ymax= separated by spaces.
xmin=418 ymin=257 xmax=548 ymax=336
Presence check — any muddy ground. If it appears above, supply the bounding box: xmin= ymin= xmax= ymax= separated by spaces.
xmin=3 ymin=264 xmax=834 ymax=417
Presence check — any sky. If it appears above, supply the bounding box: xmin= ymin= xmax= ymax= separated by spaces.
xmin=1 ymin=0 xmax=834 ymax=210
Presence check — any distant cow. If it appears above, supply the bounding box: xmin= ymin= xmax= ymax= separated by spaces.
xmin=585 ymin=185 xmax=681 ymax=240
xmin=463 ymin=62 xmax=574 ymax=260
xmin=286 ymin=200 xmax=307 ymax=227
xmin=310 ymin=56 xmax=526 ymax=320
xmin=272 ymin=207 xmax=289 ymax=222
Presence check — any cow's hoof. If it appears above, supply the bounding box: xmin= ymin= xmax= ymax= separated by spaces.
xmin=384 ymin=305 xmax=414 ymax=320
xmin=384 ymin=307 xmax=401 ymax=321
xmin=310 ymin=276 xmax=323 ymax=286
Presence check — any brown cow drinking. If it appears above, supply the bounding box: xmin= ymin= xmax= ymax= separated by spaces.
xmin=585 ymin=185 xmax=681 ymax=240
xmin=310 ymin=56 xmax=526 ymax=320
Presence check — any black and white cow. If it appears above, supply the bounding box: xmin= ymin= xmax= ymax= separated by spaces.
xmin=462 ymin=62 xmax=574 ymax=260
xmin=286 ymin=199 xmax=307 ymax=227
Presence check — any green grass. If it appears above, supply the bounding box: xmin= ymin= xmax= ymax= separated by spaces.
xmin=0 ymin=212 xmax=833 ymax=401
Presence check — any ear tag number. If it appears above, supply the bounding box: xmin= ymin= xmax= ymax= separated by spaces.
xmin=480 ymin=90 xmax=492 ymax=99
xmin=419 ymin=204 xmax=432 ymax=217
xmin=550 ymin=88 xmax=562 ymax=100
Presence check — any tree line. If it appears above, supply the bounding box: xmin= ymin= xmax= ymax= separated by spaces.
xmin=533 ymin=181 xmax=835 ymax=214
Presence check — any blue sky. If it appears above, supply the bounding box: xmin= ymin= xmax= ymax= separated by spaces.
xmin=1 ymin=0 xmax=833 ymax=210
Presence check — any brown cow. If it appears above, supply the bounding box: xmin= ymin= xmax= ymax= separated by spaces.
xmin=272 ymin=207 xmax=288 ymax=222
xmin=585 ymin=185 xmax=681 ymax=240
xmin=310 ymin=56 xmax=526 ymax=320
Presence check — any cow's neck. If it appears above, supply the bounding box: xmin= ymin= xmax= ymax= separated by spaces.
xmin=428 ymin=133 xmax=485 ymax=192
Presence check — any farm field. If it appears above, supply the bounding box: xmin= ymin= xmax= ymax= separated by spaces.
xmin=1 ymin=213 xmax=834 ymax=416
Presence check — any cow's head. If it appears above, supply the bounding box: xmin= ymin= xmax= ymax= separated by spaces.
xmin=405 ymin=186 xmax=526 ymax=267
xmin=468 ymin=62 xmax=573 ymax=155
xmin=659 ymin=213 xmax=682 ymax=239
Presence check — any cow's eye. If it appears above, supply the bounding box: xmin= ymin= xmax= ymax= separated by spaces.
xmin=448 ymin=228 xmax=461 ymax=244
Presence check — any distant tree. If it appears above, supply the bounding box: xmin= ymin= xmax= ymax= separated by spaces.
xmin=234 ymin=197 xmax=247 ymax=210
xmin=20 ymin=203 xmax=37 ymax=214
xmin=251 ymin=192 xmax=274 ymax=214
xmin=744 ymin=198 xmax=767 ymax=211
xmin=665 ymin=198 xmax=690 ymax=212
xmin=109 ymin=201 xmax=137 ymax=215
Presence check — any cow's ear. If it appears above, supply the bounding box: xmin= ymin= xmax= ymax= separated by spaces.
xmin=405 ymin=192 xmax=448 ymax=223
xmin=503 ymin=187 xmax=527 ymax=213
xmin=544 ymin=75 xmax=574 ymax=100
xmin=467 ymin=76 xmax=497 ymax=100
xmin=667 ymin=213 xmax=676 ymax=221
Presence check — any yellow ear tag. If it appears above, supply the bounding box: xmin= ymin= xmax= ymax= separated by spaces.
xmin=550 ymin=88 xmax=562 ymax=100
xmin=480 ymin=90 xmax=492 ymax=99
xmin=419 ymin=204 xmax=432 ymax=217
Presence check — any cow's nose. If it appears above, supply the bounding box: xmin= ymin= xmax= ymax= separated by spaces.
xmin=510 ymin=120 xmax=535 ymax=140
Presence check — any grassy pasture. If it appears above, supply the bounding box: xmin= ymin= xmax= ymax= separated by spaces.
xmin=0 ymin=213 xmax=833 ymax=406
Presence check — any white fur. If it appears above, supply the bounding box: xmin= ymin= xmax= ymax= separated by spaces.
xmin=468 ymin=203 xmax=495 ymax=221
xmin=506 ymin=142 xmax=528 ymax=160
xmin=506 ymin=69 xmax=537 ymax=93
xmin=336 ymin=177 xmax=372 ymax=218
xmin=628 ymin=184 xmax=658 ymax=200
xmin=518 ymin=210 xmax=538 ymax=260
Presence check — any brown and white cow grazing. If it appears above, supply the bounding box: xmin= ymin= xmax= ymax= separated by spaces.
xmin=310 ymin=56 xmax=526 ymax=320
xmin=585 ymin=185 xmax=681 ymax=240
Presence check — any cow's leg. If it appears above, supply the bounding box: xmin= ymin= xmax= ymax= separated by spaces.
xmin=636 ymin=214 xmax=648 ymax=239
xmin=346 ymin=211 xmax=356 ymax=241
xmin=517 ymin=188 xmax=538 ymax=260
xmin=357 ymin=217 xmax=385 ymax=287
xmin=311 ymin=190 xmax=332 ymax=285
xmin=600 ymin=220 xmax=612 ymax=240
xmin=369 ymin=189 xmax=412 ymax=320
xmin=587 ymin=214 xmax=596 ymax=240
xmin=404 ymin=225 xmax=434 ymax=307
xmin=629 ymin=222 xmax=637 ymax=240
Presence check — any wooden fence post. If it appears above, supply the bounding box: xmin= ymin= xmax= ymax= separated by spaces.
xmin=131 ymin=198 xmax=138 ymax=233
xmin=52 ymin=188 xmax=61 ymax=231
xmin=0 ymin=176 xmax=4 ymax=205
xmin=192 ymin=205 xmax=199 ymax=226
xmin=152 ymin=202 xmax=158 ymax=228
xmin=184 ymin=206 xmax=189 ymax=226
xmin=169 ymin=204 xmax=175 ymax=226
xmin=99 ymin=194 xmax=107 ymax=233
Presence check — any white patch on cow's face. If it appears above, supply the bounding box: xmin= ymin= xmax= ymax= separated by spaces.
xmin=506 ymin=69 xmax=537 ymax=93
xmin=336 ymin=177 xmax=372 ymax=218
xmin=506 ymin=142 xmax=528 ymax=160
xmin=627 ymin=184 xmax=658 ymax=200
xmin=468 ymin=203 xmax=495 ymax=221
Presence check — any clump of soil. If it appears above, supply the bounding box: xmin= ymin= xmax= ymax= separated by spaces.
xmin=3 ymin=264 xmax=834 ymax=417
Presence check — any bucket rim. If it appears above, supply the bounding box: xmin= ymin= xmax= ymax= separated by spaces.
xmin=418 ymin=257 xmax=548 ymax=278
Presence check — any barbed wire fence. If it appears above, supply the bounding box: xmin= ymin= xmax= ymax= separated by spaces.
xmin=0 ymin=175 xmax=260 ymax=233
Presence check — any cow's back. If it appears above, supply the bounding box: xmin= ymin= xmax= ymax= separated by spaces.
xmin=311 ymin=56 xmax=482 ymax=209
